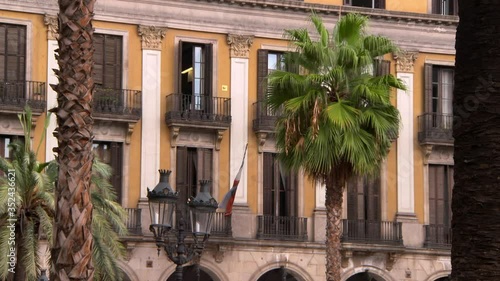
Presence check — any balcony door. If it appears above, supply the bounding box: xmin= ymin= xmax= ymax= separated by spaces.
xmin=92 ymin=141 xmax=123 ymax=204
xmin=425 ymin=64 xmax=454 ymax=130
xmin=0 ymin=23 xmax=26 ymax=102
xmin=262 ymin=153 xmax=297 ymax=235
xmin=428 ymin=164 xmax=453 ymax=244
xmin=175 ymin=147 xmax=213 ymax=223
xmin=178 ymin=41 xmax=213 ymax=113
xmin=346 ymin=176 xmax=381 ymax=240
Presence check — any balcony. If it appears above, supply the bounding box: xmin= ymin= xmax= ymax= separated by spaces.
xmin=0 ymin=80 xmax=46 ymax=113
xmin=257 ymin=215 xmax=308 ymax=241
xmin=252 ymin=99 xmax=281 ymax=133
xmin=93 ymin=87 xmax=142 ymax=121
xmin=165 ymin=93 xmax=231 ymax=130
xmin=424 ymin=224 xmax=452 ymax=249
xmin=124 ymin=208 xmax=142 ymax=236
xmin=341 ymin=219 xmax=403 ymax=245
xmin=418 ymin=113 xmax=454 ymax=146
xmin=211 ymin=211 xmax=232 ymax=237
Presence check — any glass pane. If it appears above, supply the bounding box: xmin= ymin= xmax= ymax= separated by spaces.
xmin=194 ymin=79 xmax=201 ymax=95
xmin=3 ymin=137 xmax=11 ymax=158
xmin=194 ymin=62 xmax=201 ymax=78
xmin=194 ymin=46 xmax=202 ymax=62
xmin=268 ymin=54 xmax=277 ymax=71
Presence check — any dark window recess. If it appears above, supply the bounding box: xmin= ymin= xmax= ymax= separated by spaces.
xmin=373 ymin=59 xmax=390 ymax=76
xmin=93 ymin=141 xmax=123 ymax=204
xmin=0 ymin=23 xmax=26 ymax=82
xmin=344 ymin=0 xmax=385 ymax=9
xmin=176 ymin=147 xmax=213 ymax=219
xmin=347 ymin=176 xmax=381 ymax=221
xmin=0 ymin=135 xmax=24 ymax=160
xmin=429 ymin=165 xmax=453 ymax=227
xmin=94 ymin=33 xmax=123 ymax=89
xmin=178 ymin=41 xmax=213 ymax=111
xmin=263 ymin=153 xmax=297 ymax=217
xmin=432 ymin=0 xmax=458 ymax=16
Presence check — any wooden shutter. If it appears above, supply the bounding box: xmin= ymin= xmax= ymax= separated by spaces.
xmin=263 ymin=153 xmax=274 ymax=216
xmin=366 ymin=177 xmax=381 ymax=221
xmin=94 ymin=34 xmax=104 ymax=86
xmin=375 ymin=0 xmax=385 ymax=9
xmin=432 ymin=0 xmax=441 ymax=14
xmin=347 ymin=178 xmax=358 ymax=220
xmin=177 ymin=40 xmax=184 ymax=93
xmin=176 ymin=147 xmax=188 ymax=217
xmin=204 ymin=43 xmax=213 ymax=97
xmin=94 ymin=34 xmax=122 ymax=89
xmin=110 ymin=142 xmax=123 ymax=204
xmin=374 ymin=59 xmax=390 ymax=76
xmin=452 ymin=0 xmax=459 ymax=15
xmin=343 ymin=0 xmax=352 ymax=5
xmin=0 ymin=24 xmax=26 ymax=82
xmin=257 ymin=49 xmax=269 ymax=100
xmin=424 ymin=63 xmax=434 ymax=113
xmin=284 ymin=169 xmax=297 ymax=217
xmin=200 ymin=148 xmax=213 ymax=193
xmin=429 ymin=165 xmax=448 ymax=225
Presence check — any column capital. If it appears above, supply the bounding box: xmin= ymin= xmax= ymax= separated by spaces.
xmin=393 ymin=50 xmax=419 ymax=73
xmin=227 ymin=34 xmax=254 ymax=58
xmin=137 ymin=25 xmax=167 ymax=51
xmin=44 ymin=14 xmax=58 ymax=40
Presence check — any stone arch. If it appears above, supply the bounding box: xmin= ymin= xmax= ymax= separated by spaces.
xmin=424 ymin=270 xmax=452 ymax=281
xmin=249 ymin=261 xmax=314 ymax=281
xmin=341 ymin=266 xmax=396 ymax=281
xmin=117 ymin=260 xmax=140 ymax=281
xmin=157 ymin=261 xmax=225 ymax=281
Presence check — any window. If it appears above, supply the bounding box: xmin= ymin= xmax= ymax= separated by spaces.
xmin=429 ymin=165 xmax=453 ymax=227
xmin=94 ymin=33 xmax=123 ymax=89
xmin=347 ymin=176 xmax=380 ymax=221
xmin=344 ymin=0 xmax=385 ymax=9
xmin=257 ymin=50 xmax=285 ymax=99
xmin=262 ymin=153 xmax=297 ymax=217
xmin=432 ymin=0 xmax=458 ymax=16
xmin=176 ymin=147 xmax=213 ymax=218
xmin=0 ymin=135 xmax=23 ymax=160
xmin=0 ymin=23 xmax=26 ymax=82
xmin=425 ymin=64 xmax=454 ymax=129
xmin=92 ymin=141 xmax=123 ymax=204
xmin=178 ymin=42 xmax=213 ymax=111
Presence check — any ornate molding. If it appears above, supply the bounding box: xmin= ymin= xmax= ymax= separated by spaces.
xmin=170 ymin=126 xmax=180 ymax=148
xmin=44 ymin=14 xmax=58 ymax=40
xmin=137 ymin=25 xmax=167 ymax=50
xmin=126 ymin=122 xmax=136 ymax=144
xmin=256 ymin=132 xmax=267 ymax=153
xmin=422 ymin=144 xmax=434 ymax=165
xmin=227 ymin=34 xmax=254 ymax=58
xmin=386 ymin=252 xmax=399 ymax=271
xmin=213 ymin=245 xmax=227 ymax=263
xmin=215 ymin=130 xmax=224 ymax=151
xmin=341 ymin=250 xmax=353 ymax=268
xmin=393 ymin=50 xmax=419 ymax=73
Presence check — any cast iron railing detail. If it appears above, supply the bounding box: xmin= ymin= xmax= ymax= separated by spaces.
xmin=165 ymin=93 xmax=231 ymax=127
xmin=418 ymin=113 xmax=454 ymax=145
xmin=93 ymin=87 xmax=142 ymax=119
xmin=256 ymin=215 xmax=308 ymax=241
xmin=341 ymin=219 xmax=403 ymax=245
xmin=424 ymin=224 xmax=452 ymax=248
xmin=0 ymin=80 xmax=46 ymax=111
xmin=124 ymin=208 xmax=142 ymax=235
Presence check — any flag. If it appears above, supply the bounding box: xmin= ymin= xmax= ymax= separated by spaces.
xmin=219 ymin=144 xmax=248 ymax=216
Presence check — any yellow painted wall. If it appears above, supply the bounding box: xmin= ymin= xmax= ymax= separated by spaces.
xmin=305 ymin=0 xmax=342 ymax=5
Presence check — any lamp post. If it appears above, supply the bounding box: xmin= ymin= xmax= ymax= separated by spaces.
xmin=147 ymin=170 xmax=218 ymax=281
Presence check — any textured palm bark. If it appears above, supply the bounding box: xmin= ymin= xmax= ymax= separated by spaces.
xmin=324 ymin=171 xmax=345 ymax=281
xmin=452 ymin=1 xmax=500 ymax=280
xmin=51 ymin=0 xmax=96 ymax=280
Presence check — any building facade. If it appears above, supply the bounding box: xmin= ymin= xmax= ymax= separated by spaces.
xmin=0 ymin=0 xmax=457 ymax=280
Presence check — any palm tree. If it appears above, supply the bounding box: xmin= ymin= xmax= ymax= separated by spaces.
xmin=452 ymin=1 xmax=500 ymax=279
xmin=0 ymin=109 xmax=127 ymax=281
xmin=51 ymin=0 xmax=96 ymax=280
xmin=267 ymin=13 xmax=405 ymax=280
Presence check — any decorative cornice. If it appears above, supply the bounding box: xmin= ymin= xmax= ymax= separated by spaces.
xmin=137 ymin=25 xmax=167 ymax=50
xmin=44 ymin=14 xmax=58 ymax=40
xmin=393 ymin=50 xmax=419 ymax=73
xmin=227 ymin=34 xmax=254 ymax=58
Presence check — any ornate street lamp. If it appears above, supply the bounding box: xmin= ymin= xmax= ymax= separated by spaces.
xmin=148 ymin=170 xmax=218 ymax=281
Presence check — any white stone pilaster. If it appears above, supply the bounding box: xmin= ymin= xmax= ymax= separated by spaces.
xmin=44 ymin=15 xmax=58 ymax=162
xmin=138 ymin=26 xmax=166 ymax=198
xmin=393 ymin=50 xmax=418 ymax=220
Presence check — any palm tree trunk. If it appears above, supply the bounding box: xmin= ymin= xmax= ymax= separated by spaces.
xmin=324 ymin=171 xmax=345 ymax=281
xmin=452 ymin=1 xmax=500 ymax=280
xmin=13 ymin=226 xmax=26 ymax=281
xmin=51 ymin=0 xmax=96 ymax=280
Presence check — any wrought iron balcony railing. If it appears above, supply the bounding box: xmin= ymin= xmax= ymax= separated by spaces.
xmin=341 ymin=219 xmax=403 ymax=245
xmin=210 ymin=211 xmax=232 ymax=237
xmin=257 ymin=215 xmax=308 ymax=241
xmin=252 ymin=99 xmax=282 ymax=133
xmin=93 ymin=87 xmax=142 ymax=120
xmin=0 ymin=80 xmax=46 ymax=112
xmin=165 ymin=93 xmax=231 ymax=129
xmin=418 ymin=113 xmax=454 ymax=145
xmin=424 ymin=224 xmax=451 ymax=248
xmin=124 ymin=208 xmax=142 ymax=235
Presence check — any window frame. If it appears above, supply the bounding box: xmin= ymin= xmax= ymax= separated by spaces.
xmin=0 ymin=18 xmax=32 ymax=82
xmin=424 ymin=63 xmax=454 ymax=115
xmin=93 ymin=28 xmax=129 ymax=91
